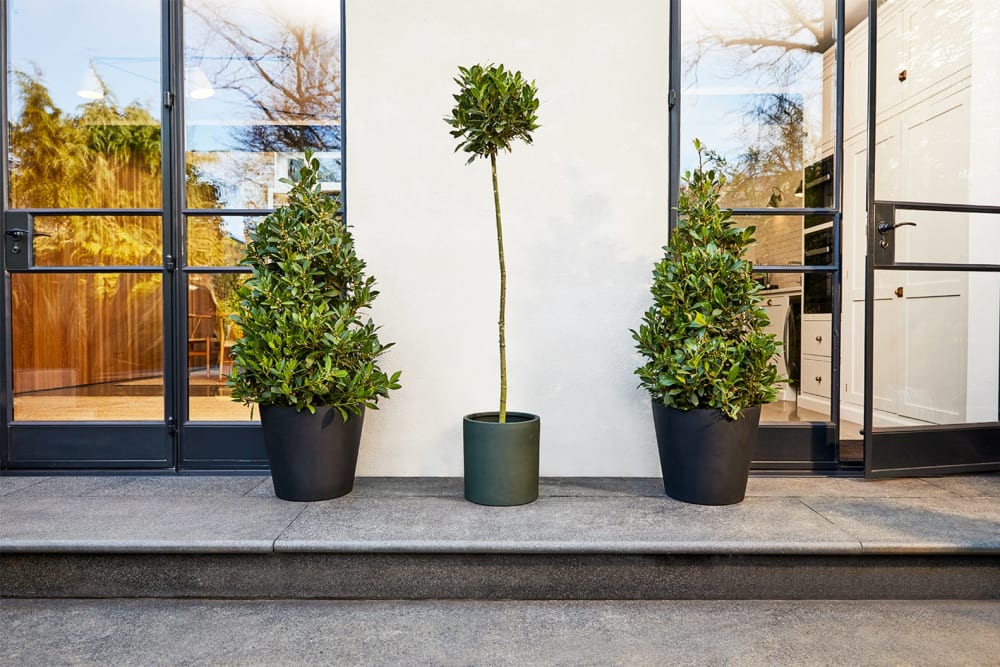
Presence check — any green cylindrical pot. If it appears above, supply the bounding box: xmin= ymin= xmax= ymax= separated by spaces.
xmin=463 ymin=412 xmax=540 ymax=506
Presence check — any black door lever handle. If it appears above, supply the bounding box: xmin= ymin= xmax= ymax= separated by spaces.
xmin=5 ymin=228 xmax=50 ymax=239
xmin=877 ymin=220 xmax=917 ymax=234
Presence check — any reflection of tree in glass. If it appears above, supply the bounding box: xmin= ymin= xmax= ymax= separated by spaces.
xmin=724 ymin=93 xmax=805 ymax=209
xmin=685 ymin=0 xmax=824 ymax=208
xmin=7 ymin=71 xmax=233 ymax=389
xmin=186 ymin=0 xmax=341 ymax=153
xmin=686 ymin=0 xmax=822 ymax=83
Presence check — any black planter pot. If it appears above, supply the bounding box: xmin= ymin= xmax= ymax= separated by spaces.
xmin=463 ymin=412 xmax=540 ymax=506
xmin=259 ymin=404 xmax=364 ymax=502
xmin=651 ymin=401 xmax=760 ymax=505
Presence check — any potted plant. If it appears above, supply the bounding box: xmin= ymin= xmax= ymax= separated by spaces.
xmin=229 ymin=150 xmax=401 ymax=502
xmin=446 ymin=64 xmax=541 ymax=506
xmin=632 ymin=140 xmax=783 ymax=505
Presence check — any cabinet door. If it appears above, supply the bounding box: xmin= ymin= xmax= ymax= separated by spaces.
xmin=900 ymin=0 xmax=972 ymax=101
xmin=892 ymin=88 xmax=971 ymax=423
xmin=760 ymin=296 xmax=789 ymax=379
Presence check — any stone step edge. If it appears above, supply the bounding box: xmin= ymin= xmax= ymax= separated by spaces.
xmin=3 ymin=540 xmax=1000 ymax=555
xmin=3 ymin=552 xmax=999 ymax=601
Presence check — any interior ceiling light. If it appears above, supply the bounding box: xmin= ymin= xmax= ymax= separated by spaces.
xmin=188 ymin=67 xmax=215 ymax=99
xmin=76 ymin=66 xmax=104 ymax=100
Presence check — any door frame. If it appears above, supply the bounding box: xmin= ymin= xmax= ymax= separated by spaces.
xmin=668 ymin=0 xmax=848 ymax=470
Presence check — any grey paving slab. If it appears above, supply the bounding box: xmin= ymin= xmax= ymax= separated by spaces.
xmin=249 ymin=477 xmax=665 ymax=499
xmin=540 ymin=477 xmax=666 ymax=497
xmin=2 ymin=599 xmax=998 ymax=667
xmin=246 ymin=477 xmax=464 ymax=499
xmin=921 ymin=473 xmax=1000 ymax=498
xmin=275 ymin=495 xmax=862 ymax=554
xmin=352 ymin=476 xmax=464 ymax=497
xmin=8 ymin=476 xmax=133 ymax=496
xmin=110 ymin=476 xmax=268 ymax=497
xmin=745 ymin=475 xmax=952 ymax=498
xmin=0 ymin=496 xmax=306 ymax=552
xmin=802 ymin=496 xmax=1000 ymax=553
xmin=0 ymin=476 xmax=49 ymax=496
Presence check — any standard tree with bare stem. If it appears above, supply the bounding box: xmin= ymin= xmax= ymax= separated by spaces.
xmin=446 ymin=64 xmax=539 ymax=423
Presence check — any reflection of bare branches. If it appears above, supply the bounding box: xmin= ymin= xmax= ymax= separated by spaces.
xmin=725 ymin=93 xmax=804 ymax=207
xmin=683 ymin=0 xmax=826 ymax=208
xmin=686 ymin=0 xmax=823 ymax=83
xmin=187 ymin=0 xmax=340 ymax=152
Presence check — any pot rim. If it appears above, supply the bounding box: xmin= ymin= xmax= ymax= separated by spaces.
xmin=464 ymin=411 xmax=539 ymax=424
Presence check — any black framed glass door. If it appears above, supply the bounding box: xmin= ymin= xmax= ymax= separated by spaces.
xmin=2 ymin=0 xmax=342 ymax=470
xmin=864 ymin=0 xmax=1000 ymax=477
xmin=2 ymin=0 xmax=173 ymax=468
xmin=671 ymin=0 xmax=846 ymax=469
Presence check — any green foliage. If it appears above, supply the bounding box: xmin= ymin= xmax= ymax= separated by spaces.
xmin=632 ymin=140 xmax=784 ymax=420
xmin=446 ymin=63 xmax=539 ymax=163
xmin=446 ymin=64 xmax=539 ymax=423
xmin=228 ymin=151 xmax=400 ymax=417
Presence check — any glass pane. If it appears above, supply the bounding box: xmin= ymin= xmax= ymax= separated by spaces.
xmin=187 ymin=215 xmax=258 ymax=267
xmin=871 ymin=271 xmax=999 ymax=427
xmin=184 ymin=0 xmax=342 ymax=209
xmin=187 ymin=273 xmax=255 ymax=421
xmin=889 ymin=210 xmax=1000 ymax=266
xmin=681 ymin=0 xmax=833 ymax=209
xmin=12 ymin=273 xmax=163 ymax=421
xmin=7 ymin=0 xmax=162 ymax=209
xmin=740 ymin=214 xmax=834 ymax=269
xmin=874 ymin=1 xmax=1000 ymax=207
xmin=754 ymin=273 xmax=834 ymax=424
xmin=31 ymin=216 xmax=161 ymax=267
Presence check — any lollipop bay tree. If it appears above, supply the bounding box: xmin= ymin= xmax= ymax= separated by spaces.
xmin=447 ymin=63 xmax=541 ymax=506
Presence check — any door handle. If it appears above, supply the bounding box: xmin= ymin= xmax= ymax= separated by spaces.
xmin=5 ymin=228 xmax=51 ymax=240
xmin=895 ymin=286 xmax=904 ymax=298
xmin=877 ymin=220 xmax=917 ymax=248
xmin=877 ymin=221 xmax=917 ymax=234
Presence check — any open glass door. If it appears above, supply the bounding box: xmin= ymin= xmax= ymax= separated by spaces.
xmin=864 ymin=0 xmax=1000 ymax=477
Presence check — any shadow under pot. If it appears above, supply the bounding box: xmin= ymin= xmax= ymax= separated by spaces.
xmin=463 ymin=412 xmax=540 ymax=506
xmin=651 ymin=402 xmax=760 ymax=506
xmin=259 ymin=405 xmax=364 ymax=502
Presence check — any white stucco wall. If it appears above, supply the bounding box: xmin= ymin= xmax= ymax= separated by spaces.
xmin=345 ymin=0 xmax=670 ymax=475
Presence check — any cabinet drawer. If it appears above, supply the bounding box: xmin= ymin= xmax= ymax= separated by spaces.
xmin=802 ymin=319 xmax=832 ymax=357
xmin=801 ymin=357 xmax=832 ymax=399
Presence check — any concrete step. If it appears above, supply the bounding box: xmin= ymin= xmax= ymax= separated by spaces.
xmin=2 ymin=475 xmax=999 ymax=600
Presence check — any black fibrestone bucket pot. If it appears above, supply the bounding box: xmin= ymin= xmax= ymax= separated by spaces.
xmin=651 ymin=402 xmax=760 ymax=505
xmin=259 ymin=405 xmax=364 ymax=502
xmin=463 ymin=412 xmax=540 ymax=506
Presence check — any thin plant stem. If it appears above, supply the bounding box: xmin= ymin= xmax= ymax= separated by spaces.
xmin=491 ymin=151 xmax=507 ymax=423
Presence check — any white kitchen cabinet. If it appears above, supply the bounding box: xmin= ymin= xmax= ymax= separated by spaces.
xmin=759 ymin=290 xmax=799 ymax=403
xmin=799 ymin=314 xmax=832 ymax=409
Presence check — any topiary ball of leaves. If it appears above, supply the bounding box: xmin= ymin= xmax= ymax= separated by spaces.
xmin=632 ymin=141 xmax=782 ymax=420
xmin=228 ymin=151 xmax=400 ymax=418
xmin=446 ymin=63 xmax=539 ymax=161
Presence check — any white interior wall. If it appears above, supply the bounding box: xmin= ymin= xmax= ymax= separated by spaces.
xmin=344 ymin=0 xmax=670 ymax=475
xmin=966 ymin=0 xmax=1000 ymax=421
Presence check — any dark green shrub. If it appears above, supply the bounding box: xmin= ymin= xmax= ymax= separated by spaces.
xmin=229 ymin=151 xmax=400 ymax=418
xmin=633 ymin=141 xmax=783 ymax=419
